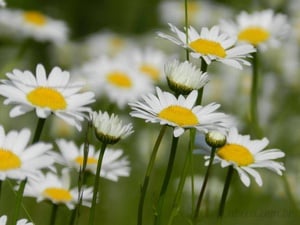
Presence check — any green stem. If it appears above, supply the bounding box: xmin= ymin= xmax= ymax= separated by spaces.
xmin=49 ymin=204 xmax=59 ymax=225
xmin=137 ymin=126 xmax=167 ymax=225
xmin=32 ymin=118 xmax=46 ymax=144
xmin=167 ymin=129 xmax=196 ymax=225
xmin=154 ymin=135 xmax=179 ymax=225
xmin=218 ymin=166 xmax=234 ymax=219
xmin=193 ymin=147 xmax=216 ymax=221
xmin=88 ymin=142 xmax=107 ymax=225
xmin=11 ymin=178 xmax=27 ymax=225
xmin=281 ymin=174 xmax=300 ymax=212
xmin=184 ymin=0 xmax=190 ymax=61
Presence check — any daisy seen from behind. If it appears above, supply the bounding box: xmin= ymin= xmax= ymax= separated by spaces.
xmin=220 ymin=9 xmax=290 ymax=50
xmin=56 ymin=139 xmax=131 ymax=182
xmin=0 ymin=8 xmax=68 ymax=44
xmin=129 ymin=87 xmax=233 ymax=137
xmin=206 ymin=127 xmax=285 ymax=187
xmin=0 ymin=64 xmax=95 ymax=131
xmin=23 ymin=169 xmax=93 ymax=209
xmin=157 ymin=23 xmax=255 ymax=69
xmin=0 ymin=215 xmax=33 ymax=225
xmin=0 ymin=125 xmax=54 ymax=181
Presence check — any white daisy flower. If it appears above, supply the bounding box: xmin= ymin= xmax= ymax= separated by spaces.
xmin=0 ymin=64 xmax=95 ymax=131
xmin=220 ymin=9 xmax=290 ymax=50
xmin=165 ymin=59 xmax=209 ymax=94
xmin=23 ymin=169 xmax=93 ymax=209
xmin=79 ymin=55 xmax=153 ymax=109
xmin=157 ymin=23 xmax=255 ymax=69
xmin=56 ymin=139 xmax=131 ymax=181
xmin=129 ymin=87 xmax=233 ymax=137
xmin=207 ymin=127 xmax=285 ymax=187
xmin=92 ymin=110 xmax=134 ymax=144
xmin=0 ymin=9 xmax=68 ymax=44
xmin=0 ymin=215 xmax=33 ymax=225
xmin=0 ymin=0 xmax=6 ymax=8
xmin=0 ymin=125 xmax=54 ymax=181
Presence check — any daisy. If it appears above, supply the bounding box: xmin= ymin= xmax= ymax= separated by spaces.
xmin=56 ymin=139 xmax=131 ymax=181
xmin=0 ymin=215 xmax=33 ymax=225
xmin=206 ymin=127 xmax=285 ymax=187
xmin=220 ymin=9 xmax=290 ymax=50
xmin=129 ymin=87 xmax=233 ymax=137
xmin=0 ymin=64 xmax=95 ymax=131
xmin=0 ymin=125 xmax=54 ymax=181
xmin=23 ymin=169 xmax=93 ymax=209
xmin=0 ymin=8 xmax=68 ymax=44
xmin=157 ymin=23 xmax=255 ymax=69
xmin=79 ymin=55 xmax=153 ymax=108
xmin=165 ymin=59 xmax=209 ymax=94
xmin=92 ymin=110 xmax=134 ymax=144
xmin=0 ymin=0 xmax=6 ymax=7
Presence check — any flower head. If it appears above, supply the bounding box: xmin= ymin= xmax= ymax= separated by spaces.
xmin=0 ymin=215 xmax=33 ymax=225
xmin=92 ymin=111 xmax=134 ymax=144
xmin=129 ymin=87 xmax=233 ymax=137
xmin=157 ymin=23 xmax=255 ymax=69
xmin=220 ymin=9 xmax=290 ymax=50
xmin=0 ymin=0 xmax=6 ymax=8
xmin=0 ymin=125 xmax=54 ymax=181
xmin=0 ymin=64 xmax=95 ymax=131
xmin=0 ymin=8 xmax=68 ymax=44
xmin=56 ymin=139 xmax=130 ymax=181
xmin=165 ymin=60 xmax=209 ymax=94
xmin=24 ymin=169 xmax=93 ymax=209
xmin=206 ymin=128 xmax=285 ymax=187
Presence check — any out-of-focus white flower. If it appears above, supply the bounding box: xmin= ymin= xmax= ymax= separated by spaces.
xmin=0 ymin=215 xmax=33 ymax=225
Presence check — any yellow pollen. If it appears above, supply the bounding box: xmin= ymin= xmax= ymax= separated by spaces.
xmin=238 ymin=27 xmax=270 ymax=45
xmin=23 ymin=11 xmax=47 ymax=26
xmin=139 ymin=64 xmax=160 ymax=80
xmin=158 ymin=105 xmax=198 ymax=126
xmin=74 ymin=156 xmax=98 ymax=166
xmin=106 ymin=71 xmax=132 ymax=88
xmin=43 ymin=187 xmax=73 ymax=202
xmin=110 ymin=37 xmax=124 ymax=48
xmin=27 ymin=87 xmax=67 ymax=110
xmin=189 ymin=39 xmax=227 ymax=58
xmin=217 ymin=144 xmax=255 ymax=166
xmin=0 ymin=149 xmax=21 ymax=171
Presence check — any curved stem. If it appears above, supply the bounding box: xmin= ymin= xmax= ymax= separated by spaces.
xmin=218 ymin=166 xmax=234 ymax=219
xmin=88 ymin=142 xmax=107 ymax=225
xmin=193 ymin=147 xmax=216 ymax=221
xmin=11 ymin=178 xmax=27 ymax=225
xmin=167 ymin=129 xmax=196 ymax=225
xmin=154 ymin=135 xmax=179 ymax=225
xmin=49 ymin=204 xmax=59 ymax=225
xmin=137 ymin=126 xmax=167 ymax=225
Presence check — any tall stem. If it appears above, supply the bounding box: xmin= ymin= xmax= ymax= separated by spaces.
xmin=154 ymin=135 xmax=179 ymax=225
xmin=49 ymin=204 xmax=59 ymax=225
xmin=193 ymin=147 xmax=216 ymax=221
xmin=137 ymin=126 xmax=167 ymax=225
xmin=88 ymin=142 xmax=107 ymax=225
xmin=218 ymin=166 xmax=234 ymax=219
xmin=184 ymin=0 xmax=190 ymax=61
xmin=11 ymin=178 xmax=27 ymax=225
xmin=32 ymin=118 xmax=46 ymax=144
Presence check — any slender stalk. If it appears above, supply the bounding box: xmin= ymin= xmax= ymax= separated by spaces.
xmin=88 ymin=142 xmax=107 ymax=225
xmin=167 ymin=129 xmax=196 ymax=225
xmin=218 ymin=166 xmax=234 ymax=219
xmin=193 ymin=147 xmax=216 ymax=221
xmin=137 ymin=126 xmax=167 ymax=225
xmin=49 ymin=204 xmax=59 ymax=225
xmin=0 ymin=180 xmax=2 ymax=201
xmin=184 ymin=0 xmax=190 ymax=61
xmin=32 ymin=118 xmax=46 ymax=144
xmin=154 ymin=135 xmax=179 ymax=225
xmin=281 ymin=174 xmax=300 ymax=213
xmin=11 ymin=178 xmax=27 ymax=225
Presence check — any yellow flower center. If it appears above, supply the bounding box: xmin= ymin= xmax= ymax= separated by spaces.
xmin=0 ymin=149 xmax=22 ymax=171
xmin=106 ymin=71 xmax=132 ymax=88
xmin=189 ymin=39 xmax=227 ymax=58
xmin=217 ymin=144 xmax=255 ymax=166
xmin=23 ymin=11 xmax=47 ymax=26
xmin=139 ymin=64 xmax=160 ymax=80
xmin=109 ymin=37 xmax=124 ymax=49
xmin=27 ymin=87 xmax=67 ymax=110
xmin=74 ymin=156 xmax=98 ymax=166
xmin=43 ymin=187 xmax=73 ymax=202
xmin=238 ymin=27 xmax=270 ymax=45
xmin=158 ymin=105 xmax=198 ymax=126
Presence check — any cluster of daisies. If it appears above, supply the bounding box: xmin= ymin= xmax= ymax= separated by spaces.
xmin=0 ymin=0 xmax=292 ymax=224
